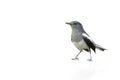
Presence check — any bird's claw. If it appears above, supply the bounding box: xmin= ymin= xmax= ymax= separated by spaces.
xmin=87 ymin=59 xmax=92 ymax=61
xmin=72 ymin=58 xmax=79 ymax=60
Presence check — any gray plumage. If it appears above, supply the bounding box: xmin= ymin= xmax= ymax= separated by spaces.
xmin=66 ymin=21 xmax=106 ymax=61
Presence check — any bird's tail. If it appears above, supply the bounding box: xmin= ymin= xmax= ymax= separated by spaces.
xmin=95 ymin=44 xmax=106 ymax=51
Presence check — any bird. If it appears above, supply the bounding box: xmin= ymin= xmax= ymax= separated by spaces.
xmin=66 ymin=21 xmax=106 ymax=61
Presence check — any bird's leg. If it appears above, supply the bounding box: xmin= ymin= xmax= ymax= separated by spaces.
xmin=87 ymin=50 xmax=92 ymax=61
xmin=72 ymin=51 xmax=82 ymax=60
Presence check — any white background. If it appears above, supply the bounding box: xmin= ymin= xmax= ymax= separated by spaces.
xmin=0 ymin=0 xmax=119 ymax=80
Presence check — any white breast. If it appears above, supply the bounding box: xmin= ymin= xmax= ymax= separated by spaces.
xmin=72 ymin=39 xmax=89 ymax=50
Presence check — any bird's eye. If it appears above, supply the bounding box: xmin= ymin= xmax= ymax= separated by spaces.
xmin=73 ymin=23 xmax=77 ymax=25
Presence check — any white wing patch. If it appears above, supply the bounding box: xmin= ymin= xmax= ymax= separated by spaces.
xmin=82 ymin=33 xmax=95 ymax=44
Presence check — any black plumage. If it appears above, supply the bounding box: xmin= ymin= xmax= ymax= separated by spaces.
xmin=83 ymin=36 xmax=96 ymax=52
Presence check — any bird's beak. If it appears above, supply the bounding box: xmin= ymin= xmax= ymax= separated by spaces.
xmin=66 ymin=22 xmax=71 ymax=25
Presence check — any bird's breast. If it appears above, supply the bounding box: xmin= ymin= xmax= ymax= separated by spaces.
xmin=72 ymin=39 xmax=89 ymax=50
xmin=71 ymin=32 xmax=82 ymax=42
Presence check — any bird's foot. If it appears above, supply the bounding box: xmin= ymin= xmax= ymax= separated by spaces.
xmin=87 ymin=59 xmax=92 ymax=61
xmin=72 ymin=58 xmax=79 ymax=60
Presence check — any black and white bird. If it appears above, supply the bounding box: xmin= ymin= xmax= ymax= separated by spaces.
xmin=66 ymin=21 xmax=106 ymax=61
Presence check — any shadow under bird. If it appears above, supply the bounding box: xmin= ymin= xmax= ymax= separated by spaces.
xmin=66 ymin=21 xmax=106 ymax=61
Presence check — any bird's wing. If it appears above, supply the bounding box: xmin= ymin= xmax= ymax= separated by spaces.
xmin=84 ymin=31 xmax=90 ymax=37
xmin=82 ymin=33 xmax=95 ymax=42
xmin=82 ymin=33 xmax=96 ymax=52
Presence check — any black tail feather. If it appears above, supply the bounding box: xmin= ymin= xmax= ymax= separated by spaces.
xmin=95 ymin=44 xmax=106 ymax=51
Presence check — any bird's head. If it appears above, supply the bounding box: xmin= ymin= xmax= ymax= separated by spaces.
xmin=66 ymin=21 xmax=83 ymax=30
